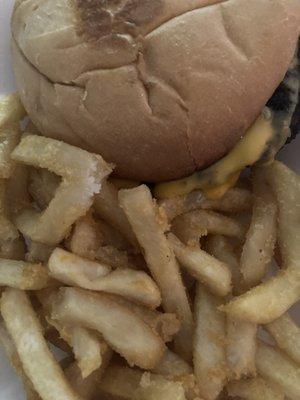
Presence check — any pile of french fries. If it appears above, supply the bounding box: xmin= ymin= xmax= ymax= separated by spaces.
xmin=0 ymin=92 xmax=299 ymax=400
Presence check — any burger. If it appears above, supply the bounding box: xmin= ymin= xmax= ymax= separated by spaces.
xmin=10 ymin=0 xmax=300 ymax=196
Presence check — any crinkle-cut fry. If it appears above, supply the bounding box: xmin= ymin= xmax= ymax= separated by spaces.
xmin=48 ymin=248 xmax=161 ymax=308
xmin=172 ymin=209 xmax=245 ymax=246
xmin=0 ymin=288 xmax=82 ymax=400
xmin=94 ymin=180 xmax=138 ymax=249
xmin=26 ymin=241 xmax=55 ymax=264
xmin=101 ymin=294 xmax=180 ymax=342
xmin=6 ymin=165 xmax=31 ymax=214
xmin=70 ymin=326 xmax=102 ymax=379
xmin=12 ymin=135 xmax=112 ymax=245
xmin=0 ymin=259 xmax=53 ymax=290
xmin=119 ymin=185 xmax=193 ymax=361
xmin=194 ymin=285 xmax=227 ymax=400
xmin=226 ymin=317 xmax=257 ymax=380
xmin=0 ymin=322 xmax=41 ymax=400
xmin=0 ymin=93 xmax=26 ymax=129
xmin=240 ymin=170 xmax=277 ymax=288
xmin=220 ymin=269 xmax=300 ymax=323
xmin=265 ymin=313 xmax=300 ymax=365
xmin=205 ymin=235 xmax=242 ymax=294
xmin=95 ymin=245 xmax=134 ymax=269
xmin=264 ymin=161 xmax=300 ymax=268
xmin=160 ymin=187 xmax=253 ymax=221
xmin=227 ymin=377 xmax=284 ymax=400
xmin=168 ymin=233 xmax=232 ymax=297
xmin=65 ymin=345 xmax=113 ymax=400
xmin=99 ymin=365 xmax=186 ymax=400
xmin=256 ymin=342 xmax=300 ymax=400
xmin=67 ymin=214 xmax=104 ymax=259
xmin=29 ymin=168 xmax=60 ymax=210
xmin=51 ymin=287 xmax=165 ymax=370
xmin=0 ymin=125 xmax=21 ymax=179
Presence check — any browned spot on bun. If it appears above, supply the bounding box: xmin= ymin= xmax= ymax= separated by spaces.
xmin=75 ymin=0 xmax=163 ymax=42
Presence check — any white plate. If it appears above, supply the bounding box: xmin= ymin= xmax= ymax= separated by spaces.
xmin=0 ymin=1 xmax=299 ymax=399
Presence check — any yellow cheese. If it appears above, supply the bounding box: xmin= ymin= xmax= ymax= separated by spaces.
xmin=154 ymin=109 xmax=276 ymax=199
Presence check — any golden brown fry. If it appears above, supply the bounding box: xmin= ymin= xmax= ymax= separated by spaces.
xmin=99 ymin=364 xmax=186 ymax=400
xmin=1 ymin=288 xmax=81 ymax=400
xmin=226 ymin=317 xmax=257 ymax=380
xmin=227 ymin=377 xmax=284 ymax=400
xmin=240 ymin=170 xmax=277 ymax=287
xmin=265 ymin=161 xmax=300 ymax=268
xmin=194 ymin=285 xmax=227 ymax=400
xmin=29 ymin=168 xmax=60 ymax=210
xmin=70 ymin=326 xmax=102 ymax=379
xmin=168 ymin=233 xmax=232 ymax=297
xmin=48 ymin=248 xmax=160 ymax=308
xmin=220 ymin=269 xmax=300 ymax=324
xmin=119 ymin=185 xmax=193 ymax=360
xmin=256 ymin=342 xmax=300 ymax=400
xmin=94 ymin=180 xmax=138 ymax=249
xmin=0 ymin=259 xmax=52 ymax=290
xmin=51 ymin=287 xmax=165 ymax=369
xmin=12 ymin=135 xmax=112 ymax=245
xmin=160 ymin=187 xmax=253 ymax=221
xmin=205 ymin=235 xmax=242 ymax=294
xmin=172 ymin=209 xmax=245 ymax=246
xmin=0 ymin=93 xmax=26 ymax=129
xmin=101 ymin=294 xmax=180 ymax=343
xmin=265 ymin=313 xmax=300 ymax=365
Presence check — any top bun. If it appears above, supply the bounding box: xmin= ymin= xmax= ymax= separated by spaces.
xmin=11 ymin=0 xmax=300 ymax=182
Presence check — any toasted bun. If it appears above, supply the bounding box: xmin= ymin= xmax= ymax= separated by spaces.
xmin=12 ymin=0 xmax=300 ymax=182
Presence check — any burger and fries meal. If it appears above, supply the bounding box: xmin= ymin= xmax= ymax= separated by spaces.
xmin=0 ymin=0 xmax=300 ymax=399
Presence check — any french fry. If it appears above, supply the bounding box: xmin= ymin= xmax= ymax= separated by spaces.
xmin=168 ymin=233 xmax=232 ymax=297
xmin=48 ymin=248 xmax=160 ymax=308
xmin=194 ymin=285 xmax=227 ymax=400
xmin=119 ymin=185 xmax=193 ymax=360
xmin=101 ymin=294 xmax=180 ymax=342
xmin=12 ymin=135 xmax=112 ymax=245
xmin=70 ymin=326 xmax=102 ymax=379
xmin=67 ymin=214 xmax=104 ymax=259
xmin=240 ymin=170 xmax=277 ymax=287
xmin=152 ymin=349 xmax=192 ymax=377
xmin=264 ymin=161 xmax=300 ymax=268
xmin=94 ymin=180 xmax=138 ymax=249
xmin=0 ymin=259 xmax=52 ymax=290
xmin=227 ymin=377 xmax=284 ymax=400
xmin=0 ymin=93 xmax=26 ymax=129
xmin=0 ymin=125 xmax=21 ymax=179
xmin=0 ymin=180 xmax=19 ymax=243
xmin=29 ymin=168 xmax=60 ymax=210
xmin=172 ymin=209 xmax=245 ymax=246
xmin=265 ymin=313 xmax=300 ymax=365
xmin=205 ymin=235 xmax=242 ymax=294
xmin=160 ymin=187 xmax=253 ymax=221
xmin=99 ymin=364 xmax=186 ymax=400
xmin=51 ymin=287 xmax=165 ymax=369
xmin=226 ymin=317 xmax=257 ymax=380
xmin=220 ymin=269 xmax=300 ymax=323
xmin=0 ymin=288 xmax=82 ymax=400
xmin=256 ymin=342 xmax=300 ymax=400
xmin=0 ymin=323 xmax=41 ymax=400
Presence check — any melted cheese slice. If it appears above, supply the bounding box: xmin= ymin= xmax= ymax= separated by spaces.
xmin=154 ymin=110 xmax=276 ymax=199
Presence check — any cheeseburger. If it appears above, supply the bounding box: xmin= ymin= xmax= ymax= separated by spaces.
xmin=11 ymin=0 xmax=300 ymax=196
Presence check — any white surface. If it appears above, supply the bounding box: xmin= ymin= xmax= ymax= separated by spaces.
xmin=0 ymin=0 xmax=299 ymax=399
